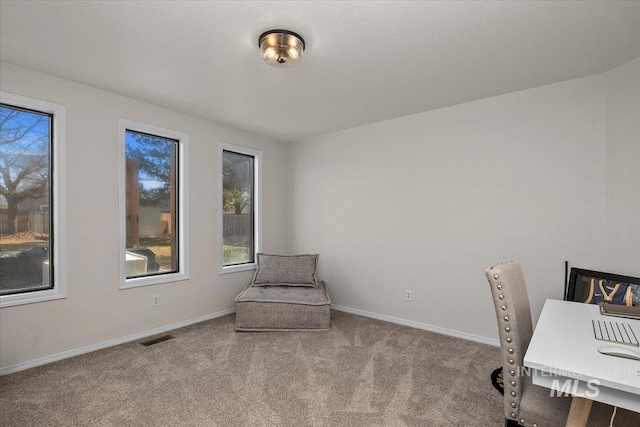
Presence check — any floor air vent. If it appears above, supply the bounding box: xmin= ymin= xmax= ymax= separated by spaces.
xmin=140 ymin=334 xmax=175 ymax=347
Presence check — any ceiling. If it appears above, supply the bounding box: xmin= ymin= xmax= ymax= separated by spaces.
xmin=1 ymin=1 xmax=639 ymax=142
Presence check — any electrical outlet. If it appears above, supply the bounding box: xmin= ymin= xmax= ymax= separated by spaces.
xmin=152 ymin=295 xmax=160 ymax=307
xmin=405 ymin=290 xmax=412 ymax=301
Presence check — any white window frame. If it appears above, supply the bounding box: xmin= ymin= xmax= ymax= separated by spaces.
xmin=118 ymin=119 xmax=189 ymax=289
xmin=219 ymin=142 xmax=262 ymax=274
xmin=0 ymin=92 xmax=67 ymax=308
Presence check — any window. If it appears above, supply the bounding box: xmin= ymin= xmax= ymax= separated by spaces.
xmin=0 ymin=92 xmax=66 ymax=308
xmin=119 ymin=120 xmax=188 ymax=289
xmin=219 ymin=142 xmax=261 ymax=273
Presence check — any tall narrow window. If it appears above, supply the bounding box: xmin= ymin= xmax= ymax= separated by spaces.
xmin=119 ymin=120 xmax=188 ymax=289
xmin=0 ymin=92 xmax=66 ymax=308
xmin=0 ymin=105 xmax=52 ymax=294
xmin=220 ymin=143 xmax=261 ymax=273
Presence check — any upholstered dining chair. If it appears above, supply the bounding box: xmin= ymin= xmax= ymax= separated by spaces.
xmin=485 ymin=261 xmax=571 ymax=427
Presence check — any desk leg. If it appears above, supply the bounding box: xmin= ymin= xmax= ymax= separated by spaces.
xmin=565 ymin=396 xmax=593 ymax=427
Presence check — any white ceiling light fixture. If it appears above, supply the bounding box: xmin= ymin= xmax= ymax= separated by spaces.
xmin=259 ymin=29 xmax=305 ymax=68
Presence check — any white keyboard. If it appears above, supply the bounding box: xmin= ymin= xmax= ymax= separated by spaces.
xmin=592 ymin=319 xmax=639 ymax=346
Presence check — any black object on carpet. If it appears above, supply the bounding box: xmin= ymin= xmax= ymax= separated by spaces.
xmin=491 ymin=367 xmax=504 ymax=395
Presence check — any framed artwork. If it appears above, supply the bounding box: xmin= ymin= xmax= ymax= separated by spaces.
xmin=565 ymin=268 xmax=640 ymax=306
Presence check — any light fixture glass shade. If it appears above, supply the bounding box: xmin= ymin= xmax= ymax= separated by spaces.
xmin=259 ymin=30 xmax=305 ymax=68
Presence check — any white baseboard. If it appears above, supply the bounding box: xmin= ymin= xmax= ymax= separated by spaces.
xmin=2 ymin=305 xmax=498 ymax=375
xmin=0 ymin=307 xmax=236 ymax=376
xmin=331 ymin=304 xmax=500 ymax=347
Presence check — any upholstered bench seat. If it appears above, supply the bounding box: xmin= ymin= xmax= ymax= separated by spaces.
xmin=234 ymin=281 xmax=331 ymax=331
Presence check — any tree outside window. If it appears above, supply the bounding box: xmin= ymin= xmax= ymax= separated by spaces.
xmin=0 ymin=104 xmax=53 ymax=295
xmin=125 ymin=130 xmax=178 ymax=277
xmin=222 ymin=150 xmax=254 ymax=266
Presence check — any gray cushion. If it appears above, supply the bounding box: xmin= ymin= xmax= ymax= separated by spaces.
xmin=237 ymin=282 xmax=330 ymax=305
xmin=235 ymin=281 xmax=331 ymax=331
xmin=252 ymin=253 xmax=319 ymax=287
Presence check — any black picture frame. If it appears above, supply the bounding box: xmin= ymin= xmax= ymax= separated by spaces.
xmin=565 ymin=268 xmax=640 ymax=306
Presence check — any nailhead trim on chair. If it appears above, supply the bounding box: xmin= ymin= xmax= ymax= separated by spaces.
xmin=489 ymin=265 xmax=525 ymax=423
xmin=488 ymin=261 xmax=558 ymax=427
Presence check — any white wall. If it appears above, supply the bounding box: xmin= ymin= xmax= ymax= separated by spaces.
xmin=603 ymin=58 xmax=640 ymax=276
xmin=0 ymin=62 xmax=289 ymax=370
xmin=288 ymin=60 xmax=639 ymax=342
xmin=2 ymin=58 xmax=637 ymax=371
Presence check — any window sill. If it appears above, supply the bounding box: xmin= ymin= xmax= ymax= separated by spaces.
xmin=120 ymin=271 xmax=189 ymax=290
xmin=219 ymin=263 xmax=257 ymax=275
xmin=0 ymin=287 xmax=66 ymax=308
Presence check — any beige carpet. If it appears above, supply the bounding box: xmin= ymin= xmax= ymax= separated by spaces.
xmin=0 ymin=311 xmax=636 ymax=426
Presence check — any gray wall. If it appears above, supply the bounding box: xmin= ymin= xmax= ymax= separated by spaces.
xmin=603 ymin=59 xmax=640 ymax=276
xmin=2 ymin=58 xmax=638 ymax=370
xmin=0 ymin=62 xmax=290 ymax=370
xmin=288 ymin=59 xmax=639 ymax=342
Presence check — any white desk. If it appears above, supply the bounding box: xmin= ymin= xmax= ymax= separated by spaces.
xmin=524 ymin=299 xmax=640 ymax=426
